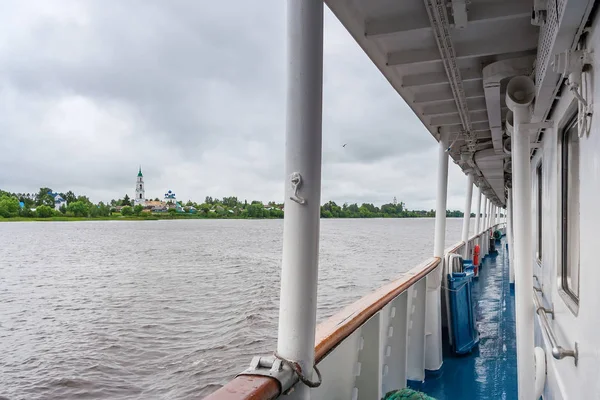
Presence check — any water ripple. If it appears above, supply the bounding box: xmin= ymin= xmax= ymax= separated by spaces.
xmin=0 ymin=218 xmax=465 ymax=399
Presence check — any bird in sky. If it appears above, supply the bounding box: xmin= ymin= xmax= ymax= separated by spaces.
xmin=342 ymin=143 xmax=347 ymax=147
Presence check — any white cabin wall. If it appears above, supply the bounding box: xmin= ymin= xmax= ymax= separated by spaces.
xmin=533 ymin=9 xmax=600 ymax=398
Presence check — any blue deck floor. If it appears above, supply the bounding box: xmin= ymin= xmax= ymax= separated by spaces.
xmin=411 ymin=238 xmax=517 ymax=399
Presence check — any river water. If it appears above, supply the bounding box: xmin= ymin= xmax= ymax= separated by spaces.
xmin=0 ymin=218 xmax=468 ymax=399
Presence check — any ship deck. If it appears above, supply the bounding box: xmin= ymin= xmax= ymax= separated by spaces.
xmin=410 ymin=237 xmax=517 ymax=399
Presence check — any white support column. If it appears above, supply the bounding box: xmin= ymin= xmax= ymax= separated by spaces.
xmin=425 ymin=131 xmax=449 ymax=372
xmin=433 ymin=133 xmax=450 ymax=258
xmin=506 ymin=188 xmax=515 ymax=284
xmin=507 ymin=76 xmax=535 ymax=400
xmin=494 ymin=205 xmax=499 ymax=226
xmin=482 ymin=196 xmax=488 ymax=233
xmin=277 ymin=1 xmax=323 ymax=398
xmin=461 ymin=173 xmax=474 ymax=259
xmin=474 ymin=186 xmax=482 ymax=235
xmin=507 ymin=187 xmax=515 ymax=283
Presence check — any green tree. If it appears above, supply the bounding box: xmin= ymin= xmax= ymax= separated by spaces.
xmin=19 ymin=207 xmax=35 ymax=217
xmin=36 ymin=205 xmax=53 ymax=218
xmin=168 ymin=208 xmax=177 ymax=215
xmin=222 ymin=196 xmax=239 ymax=208
xmin=35 ymin=187 xmax=53 ymax=207
xmin=67 ymin=201 xmax=90 ymax=217
xmin=97 ymin=202 xmax=111 ymax=217
xmin=122 ymin=194 xmax=132 ymax=206
xmin=59 ymin=204 xmax=67 ymax=214
xmin=247 ymin=203 xmax=263 ymax=218
xmin=0 ymin=195 xmax=20 ymax=218
xmin=134 ymin=204 xmax=144 ymax=216
xmin=121 ymin=206 xmax=133 ymax=216
xmin=62 ymin=191 xmax=77 ymax=204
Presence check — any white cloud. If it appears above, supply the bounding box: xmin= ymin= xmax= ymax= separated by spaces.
xmin=0 ymin=1 xmax=473 ymax=210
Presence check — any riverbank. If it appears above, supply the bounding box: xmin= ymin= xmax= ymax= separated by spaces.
xmin=0 ymin=214 xmax=282 ymax=222
xmin=0 ymin=215 xmax=468 ymax=222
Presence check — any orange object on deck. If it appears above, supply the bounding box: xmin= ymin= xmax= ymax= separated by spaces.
xmin=473 ymin=244 xmax=480 ymax=267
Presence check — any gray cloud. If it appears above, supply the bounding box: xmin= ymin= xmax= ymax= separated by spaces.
xmin=0 ymin=1 xmax=472 ymax=210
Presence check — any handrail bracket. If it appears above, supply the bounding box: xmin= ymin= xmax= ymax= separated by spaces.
xmin=237 ymin=355 xmax=297 ymax=395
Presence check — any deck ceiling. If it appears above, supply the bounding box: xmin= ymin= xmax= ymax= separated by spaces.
xmin=325 ymin=0 xmax=540 ymax=206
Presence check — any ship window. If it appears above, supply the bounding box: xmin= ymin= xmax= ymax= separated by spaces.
xmin=561 ymin=116 xmax=580 ymax=304
xmin=536 ymin=163 xmax=542 ymax=263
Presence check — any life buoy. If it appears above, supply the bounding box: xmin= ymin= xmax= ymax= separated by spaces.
xmin=473 ymin=245 xmax=480 ymax=266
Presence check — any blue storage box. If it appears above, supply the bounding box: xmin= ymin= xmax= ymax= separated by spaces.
xmin=448 ymin=272 xmax=479 ymax=354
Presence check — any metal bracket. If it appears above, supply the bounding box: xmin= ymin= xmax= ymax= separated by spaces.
xmin=237 ymin=355 xmax=297 ymax=395
xmin=552 ymin=342 xmax=579 ymax=366
xmin=537 ymin=303 xmax=555 ymax=320
xmin=289 ymin=172 xmax=306 ymax=205
xmin=552 ymin=49 xmax=593 ymax=77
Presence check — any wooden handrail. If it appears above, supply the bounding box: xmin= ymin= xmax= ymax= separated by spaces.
xmin=203 ymin=376 xmax=279 ymax=400
xmin=314 ymin=256 xmax=440 ymax=362
xmin=206 ymin=226 xmax=506 ymax=399
xmin=205 ymin=256 xmax=441 ymax=399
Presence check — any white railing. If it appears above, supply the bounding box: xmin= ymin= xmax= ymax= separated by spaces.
xmin=205 ymin=224 xmax=504 ymax=400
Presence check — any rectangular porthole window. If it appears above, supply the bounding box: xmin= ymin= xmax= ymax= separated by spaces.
xmin=536 ymin=163 xmax=542 ymax=264
xmin=561 ymin=116 xmax=580 ymax=305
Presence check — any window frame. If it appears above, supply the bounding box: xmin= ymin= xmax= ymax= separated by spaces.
xmin=559 ymin=113 xmax=580 ymax=313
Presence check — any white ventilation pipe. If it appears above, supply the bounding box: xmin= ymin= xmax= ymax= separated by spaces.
xmin=482 ymin=57 xmax=534 ymax=154
xmin=506 ymin=110 xmax=514 ymax=136
xmin=506 ymin=75 xmax=536 ymax=400
xmin=276 ymin=1 xmax=324 ymax=397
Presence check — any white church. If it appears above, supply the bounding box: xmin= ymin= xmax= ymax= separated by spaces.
xmin=134 ymin=166 xmax=146 ymax=206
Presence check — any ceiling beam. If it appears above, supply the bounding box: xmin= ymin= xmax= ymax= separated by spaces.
xmin=403 ymin=68 xmax=482 ymax=88
xmin=413 ymin=86 xmax=484 ymax=104
xmin=430 ymin=110 xmax=489 ymax=126
xmin=365 ymin=2 xmax=531 ymax=38
xmin=421 ymin=97 xmax=487 ymax=115
xmin=439 ymin=121 xmax=490 ymax=134
xmin=387 ymin=34 xmax=537 ymax=66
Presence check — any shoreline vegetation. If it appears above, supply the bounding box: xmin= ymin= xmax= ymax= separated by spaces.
xmin=1 ymin=188 xmax=472 ymax=222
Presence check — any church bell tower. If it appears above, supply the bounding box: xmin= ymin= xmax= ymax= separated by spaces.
xmin=135 ymin=166 xmax=146 ymax=206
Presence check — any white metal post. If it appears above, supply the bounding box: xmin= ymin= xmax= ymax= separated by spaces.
xmin=507 ymin=76 xmax=535 ymax=400
xmin=482 ymin=196 xmax=488 ymax=232
xmin=461 ymin=173 xmax=474 ymax=259
xmin=495 ymin=205 xmax=499 ymax=226
xmin=425 ymin=131 xmax=449 ymax=372
xmin=277 ymin=1 xmax=323 ymax=398
xmin=433 ymin=132 xmax=450 ymax=258
xmin=507 ymin=187 xmax=515 ymax=283
xmin=474 ymin=186 xmax=482 ymax=235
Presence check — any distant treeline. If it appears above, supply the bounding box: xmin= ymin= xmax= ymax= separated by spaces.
xmin=0 ymin=188 xmax=471 ymax=220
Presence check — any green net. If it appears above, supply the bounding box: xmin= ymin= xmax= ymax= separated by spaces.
xmin=382 ymin=388 xmax=437 ymax=400
xmin=493 ymin=230 xmax=501 ymax=240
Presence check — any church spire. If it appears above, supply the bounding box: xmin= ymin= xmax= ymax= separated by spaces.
xmin=135 ymin=166 xmax=146 ymax=206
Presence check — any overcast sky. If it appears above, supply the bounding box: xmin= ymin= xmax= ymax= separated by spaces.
xmin=0 ymin=1 xmax=474 ymax=210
